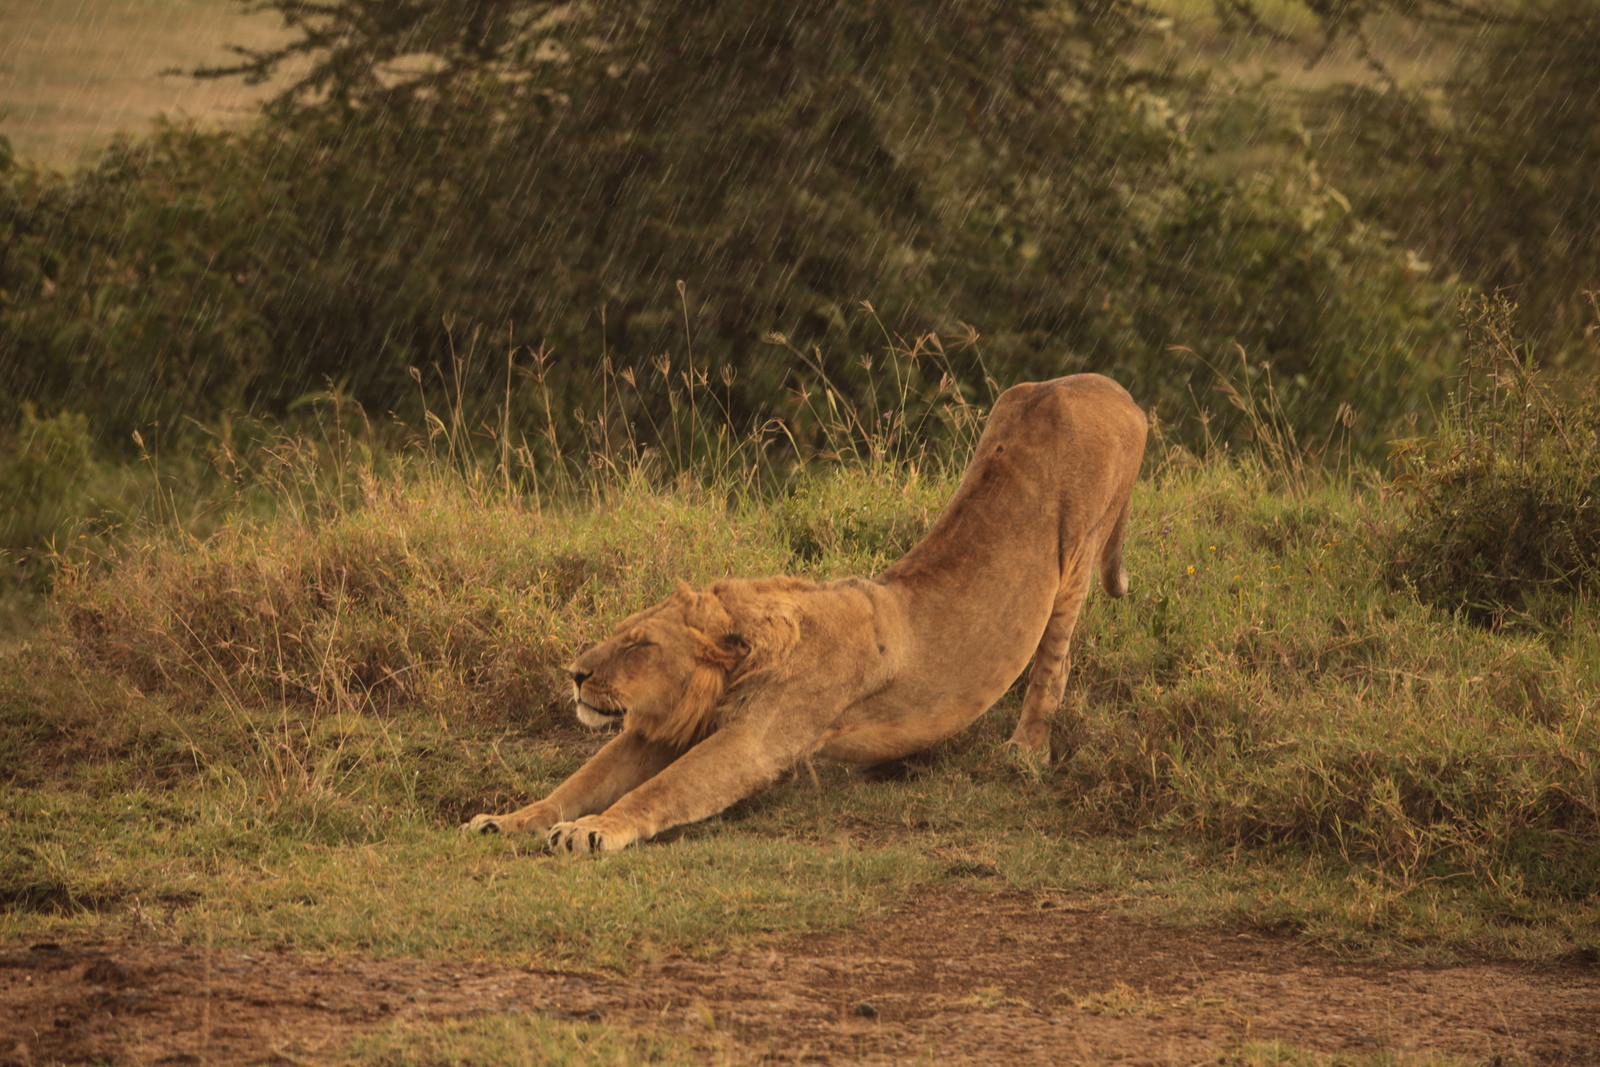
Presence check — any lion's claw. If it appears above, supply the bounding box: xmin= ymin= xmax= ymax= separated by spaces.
xmin=462 ymin=814 xmax=506 ymax=835
xmin=545 ymin=816 xmax=635 ymax=855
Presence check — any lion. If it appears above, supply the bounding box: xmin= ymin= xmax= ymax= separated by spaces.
xmin=464 ymin=373 xmax=1147 ymax=854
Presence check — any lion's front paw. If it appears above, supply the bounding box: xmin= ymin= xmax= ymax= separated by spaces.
xmin=546 ymin=815 xmax=640 ymax=855
xmin=462 ymin=813 xmax=544 ymax=835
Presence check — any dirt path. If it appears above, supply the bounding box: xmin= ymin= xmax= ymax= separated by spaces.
xmin=3 ymin=888 xmax=1596 ymax=1065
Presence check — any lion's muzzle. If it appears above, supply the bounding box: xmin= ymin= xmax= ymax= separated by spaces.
xmin=574 ymin=698 xmax=624 ymax=729
xmin=572 ymin=676 xmax=625 ymax=728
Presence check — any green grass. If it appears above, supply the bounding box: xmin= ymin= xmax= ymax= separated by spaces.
xmin=1 ymin=797 xmax=932 ymax=969
xmin=3 ymin=440 xmax=1596 ymax=971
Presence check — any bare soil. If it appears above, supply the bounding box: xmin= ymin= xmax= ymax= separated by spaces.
xmin=2 ymin=887 xmax=1596 ymax=1065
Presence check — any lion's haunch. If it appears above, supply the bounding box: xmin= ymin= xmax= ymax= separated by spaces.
xmin=463 ymin=374 xmax=1147 ymax=854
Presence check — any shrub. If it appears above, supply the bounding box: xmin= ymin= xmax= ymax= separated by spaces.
xmin=54 ymin=466 xmax=823 ymax=720
xmin=0 ymin=406 xmax=96 ymax=586
xmin=1384 ymin=296 xmax=1600 ymax=631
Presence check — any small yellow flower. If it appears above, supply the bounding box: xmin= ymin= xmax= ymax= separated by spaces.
xmin=1186 ymin=565 xmax=1195 ymax=574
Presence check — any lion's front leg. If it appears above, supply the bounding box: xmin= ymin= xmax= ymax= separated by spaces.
xmin=544 ymin=722 xmax=802 ymax=855
xmin=462 ymin=729 xmax=680 ymax=836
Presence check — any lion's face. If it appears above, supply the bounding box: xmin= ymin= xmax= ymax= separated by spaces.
xmin=567 ymin=603 xmax=704 ymax=726
xmin=566 ymin=587 xmax=746 ymax=746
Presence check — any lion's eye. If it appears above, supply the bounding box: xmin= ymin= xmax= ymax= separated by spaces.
xmin=622 ymin=639 xmax=654 ymax=653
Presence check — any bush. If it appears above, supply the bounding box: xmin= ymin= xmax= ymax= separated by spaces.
xmin=1384 ymin=296 xmax=1600 ymax=631
xmin=0 ymin=128 xmax=286 ymax=449
xmin=0 ymin=406 xmax=96 ymax=585
xmin=57 ymin=471 xmax=803 ymax=721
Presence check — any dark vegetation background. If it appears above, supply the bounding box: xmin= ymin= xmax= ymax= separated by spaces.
xmin=0 ymin=0 xmax=1597 ymax=616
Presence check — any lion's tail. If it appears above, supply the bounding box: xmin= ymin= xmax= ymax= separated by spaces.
xmin=1099 ymin=495 xmax=1133 ymax=599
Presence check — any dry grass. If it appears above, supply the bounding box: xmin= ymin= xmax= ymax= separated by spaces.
xmin=0 ymin=0 xmax=287 ymax=169
xmin=344 ymin=1014 xmax=703 ymax=1067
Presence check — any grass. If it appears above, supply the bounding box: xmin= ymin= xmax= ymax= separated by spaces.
xmin=341 ymin=1016 xmax=1472 ymax=1067
xmin=2 ymin=803 xmax=932 ymax=969
xmin=1219 ymin=1044 xmax=1478 ymax=1067
xmin=331 ymin=1008 xmax=1483 ymax=1067
xmin=3 ymin=421 xmax=1596 ymax=971
xmin=344 ymin=1014 xmax=704 ymax=1067
xmin=0 ymin=309 xmax=1596 ymax=983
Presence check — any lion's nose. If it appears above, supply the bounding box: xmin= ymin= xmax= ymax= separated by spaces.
xmin=569 ymin=668 xmax=592 ymax=686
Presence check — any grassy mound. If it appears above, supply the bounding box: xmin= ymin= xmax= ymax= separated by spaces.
xmin=54 ymin=463 xmax=950 ymax=720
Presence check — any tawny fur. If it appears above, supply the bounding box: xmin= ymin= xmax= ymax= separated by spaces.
xmin=464 ymin=374 xmax=1147 ymax=854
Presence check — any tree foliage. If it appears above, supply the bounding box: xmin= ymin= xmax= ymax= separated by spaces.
xmin=2 ymin=0 xmax=1457 ymax=460
xmin=1299 ymin=0 xmax=1600 ymax=362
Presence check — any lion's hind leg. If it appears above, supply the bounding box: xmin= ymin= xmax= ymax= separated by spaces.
xmin=1007 ymin=570 xmax=1093 ymax=758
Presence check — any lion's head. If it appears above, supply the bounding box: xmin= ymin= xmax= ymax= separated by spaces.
xmin=566 ymin=582 xmax=752 ymax=748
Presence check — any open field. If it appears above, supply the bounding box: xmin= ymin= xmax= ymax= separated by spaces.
xmin=0 ymin=0 xmax=285 ymax=169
